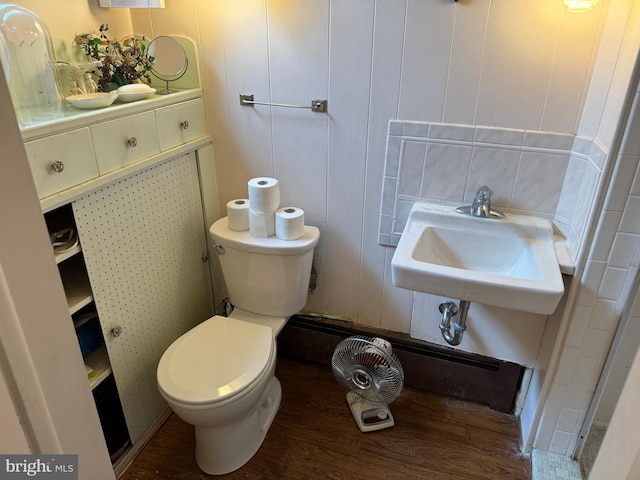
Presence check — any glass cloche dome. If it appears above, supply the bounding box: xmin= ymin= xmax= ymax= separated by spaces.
xmin=0 ymin=4 xmax=62 ymax=125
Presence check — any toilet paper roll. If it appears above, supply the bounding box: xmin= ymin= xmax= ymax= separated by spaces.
xmin=275 ymin=207 xmax=305 ymax=240
xmin=226 ymin=199 xmax=250 ymax=231
xmin=248 ymin=209 xmax=275 ymax=238
xmin=248 ymin=177 xmax=280 ymax=212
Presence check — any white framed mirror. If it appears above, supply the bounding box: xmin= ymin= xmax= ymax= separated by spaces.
xmin=147 ymin=36 xmax=188 ymax=95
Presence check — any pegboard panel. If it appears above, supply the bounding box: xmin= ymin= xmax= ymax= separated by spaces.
xmin=73 ymin=152 xmax=213 ymax=444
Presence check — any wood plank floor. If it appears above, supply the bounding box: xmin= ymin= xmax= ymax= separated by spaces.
xmin=120 ymin=357 xmax=531 ymax=480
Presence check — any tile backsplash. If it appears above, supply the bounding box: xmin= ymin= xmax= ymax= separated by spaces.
xmin=379 ymin=120 xmax=605 ymax=262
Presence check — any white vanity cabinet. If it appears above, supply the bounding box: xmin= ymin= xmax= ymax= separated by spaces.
xmin=91 ymin=111 xmax=160 ymax=174
xmin=28 ymin=89 xmax=216 ymax=464
xmin=155 ymin=98 xmax=207 ymax=151
xmin=24 ymin=128 xmax=98 ymax=198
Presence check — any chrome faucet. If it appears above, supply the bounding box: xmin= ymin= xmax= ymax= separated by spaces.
xmin=471 ymin=186 xmax=492 ymax=218
xmin=455 ymin=186 xmax=505 ymax=218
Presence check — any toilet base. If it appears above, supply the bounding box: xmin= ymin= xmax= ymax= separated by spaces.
xmin=194 ymin=376 xmax=282 ymax=475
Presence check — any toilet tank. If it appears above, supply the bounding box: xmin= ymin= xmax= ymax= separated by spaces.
xmin=209 ymin=217 xmax=319 ymax=317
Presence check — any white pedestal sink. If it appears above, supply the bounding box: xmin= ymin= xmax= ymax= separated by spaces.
xmin=391 ymin=202 xmax=564 ymax=315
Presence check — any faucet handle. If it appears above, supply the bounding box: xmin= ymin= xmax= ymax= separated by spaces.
xmin=475 ymin=185 xmax=491 ymax=200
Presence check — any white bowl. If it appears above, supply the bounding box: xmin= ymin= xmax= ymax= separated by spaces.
xmin=66 ymin=92 xmax=118 ymax=109
xmin=117 ymin=88 xmax=156 ymax=103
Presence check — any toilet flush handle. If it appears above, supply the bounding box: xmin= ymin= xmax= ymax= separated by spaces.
xmin=213 ymin=243 xmax=225 ymax=255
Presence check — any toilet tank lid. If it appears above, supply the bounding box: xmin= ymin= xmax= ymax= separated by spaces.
xmin=157 ymin=316 xmax=273 ymax=404
xmin=210 ymin=217 xmax=319 ymax=255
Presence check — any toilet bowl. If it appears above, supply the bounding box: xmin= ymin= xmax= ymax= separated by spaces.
xmin=157 ymin=216 xmax=319 ymax=475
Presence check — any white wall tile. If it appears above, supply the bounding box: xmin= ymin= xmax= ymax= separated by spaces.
xmin=523 ymin=132 xmax=574 ymax=151
xmin=621 ymin=94 xmax=640 ymax=156
xmin=563 ymin=383 xmax=593 ymax=412
xmin=381 ymin=177 xmax=396 ymax=216
xmin=604 ymin=154 xmax=640 ymax=212
xmin=572 ymin=162 xmax=601 ymax=245
xmin=599 ymin=266 xmax=628 ymax=300
xmin=591 ymin=210 xmax=622 ymax=262
xmin=565 ymin=305 xmax=592 ymax=348
xmin=556 ymin=155 xmax=587 ymax=221
xmin=620 ymin=195 xmax=640 ymax=233
xmin=576 ymin=261 xmax=607 ymax=307
xmin=428 ymin=123 xmax=475 ymax=142
xmin=474 ymin=126 xmax=524 ymax=146
xmin=466 ymin=146 xmax=519 ymax=207
xmin=401 ymin=121 xmax=428 ymax=138
xmin=512 ymin=152 xmax=569 ymax=214
xmin=617 ymin=339 xmax=640 ymax=368
xmin=556 ymin=407 xmax=580 ymax=434
xmin=609 ymin=232 xmax=639 ymax=267
xmin=398 ymin=141 xmax=426 ymax=196
xmin=420 ymin=143 xmax=471 ymax=202
xmin=550 ymin=430 xmax=573 ymax=455
xmin=556 ymin=346 xmax=580 ymax=385
xmin=588 ymin=298 xmax=618 ymax=331
xmin=580 ymin=329 xmax=616 ymax=362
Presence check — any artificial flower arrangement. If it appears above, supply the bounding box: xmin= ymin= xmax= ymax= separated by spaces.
xmin=73 ymin=24 xmax=154 ymax=92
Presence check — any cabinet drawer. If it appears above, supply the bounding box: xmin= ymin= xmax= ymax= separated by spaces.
xmin=25 ymin=128 xmax=98 ymax=199
xmin=91 ymin=111 xmax=160 ymax=175
xmin=155 ymin=98 xmax=206 ymax=152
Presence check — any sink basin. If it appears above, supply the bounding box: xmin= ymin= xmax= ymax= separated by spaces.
xmin=391 ymin=202 xmax=564 ymax=315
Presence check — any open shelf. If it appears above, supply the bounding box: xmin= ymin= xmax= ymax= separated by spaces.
xmin=55 ymin=244 xmax=82 ymax=264
xmin=86 ymin=344 xmax=112 ymax=390
xmin=58 ymin=254 xmax=94 ymax=314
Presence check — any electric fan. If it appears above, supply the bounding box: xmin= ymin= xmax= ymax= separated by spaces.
xmin=331 ymin=336 xmax=404 ymax=432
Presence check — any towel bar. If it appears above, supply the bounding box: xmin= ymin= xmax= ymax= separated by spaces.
xmin=239 ymin=93 xmax=327 ymax=113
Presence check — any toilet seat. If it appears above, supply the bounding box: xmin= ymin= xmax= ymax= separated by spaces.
xmin=157 ymin=315 xmax=273 ymax=405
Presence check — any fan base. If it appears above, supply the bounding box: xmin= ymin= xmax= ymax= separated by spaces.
xmin=346 ymin=392 xmax=395 ymax=432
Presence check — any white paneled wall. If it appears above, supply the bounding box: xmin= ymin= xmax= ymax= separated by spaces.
xmin=175 ymin=0 xmax=609 ymax=332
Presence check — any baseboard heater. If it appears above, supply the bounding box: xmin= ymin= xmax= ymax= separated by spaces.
xmin=278 ymin=314 xmax=523 ymax=414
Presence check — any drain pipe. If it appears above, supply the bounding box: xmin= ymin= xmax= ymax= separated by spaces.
xmin=439 ymin=300 xmax=470 ymax=346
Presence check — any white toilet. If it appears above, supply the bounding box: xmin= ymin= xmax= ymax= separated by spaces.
xmin=157 ymin=216 xmax=319 ymax=475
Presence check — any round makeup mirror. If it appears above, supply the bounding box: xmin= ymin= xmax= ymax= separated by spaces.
xmin=147 ymin=36 xmax=188 ymax=94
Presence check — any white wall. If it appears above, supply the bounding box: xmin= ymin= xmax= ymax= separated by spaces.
xmin=128 ymin=0 xmax=609 ymax=334
xmin=9 ymin=2 xmax=132 ymax=39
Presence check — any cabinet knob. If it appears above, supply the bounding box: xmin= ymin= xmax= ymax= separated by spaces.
xmin=51 ymin=160 xmax=65 ymax=173
xmin=127 ymin=137 xmax=138 ymax=148
xmin=111 ymin=325 xmax=123 ymax=338
xmin=180 ymin=120 xmax=189 ymax=130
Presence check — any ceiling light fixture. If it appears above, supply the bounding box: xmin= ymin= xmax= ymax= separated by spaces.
xmin=563 ymin=0 xmax=599 ymax=12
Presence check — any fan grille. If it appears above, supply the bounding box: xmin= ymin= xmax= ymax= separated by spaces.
xmin=331 ymin=336 xmax=404 ymax=404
